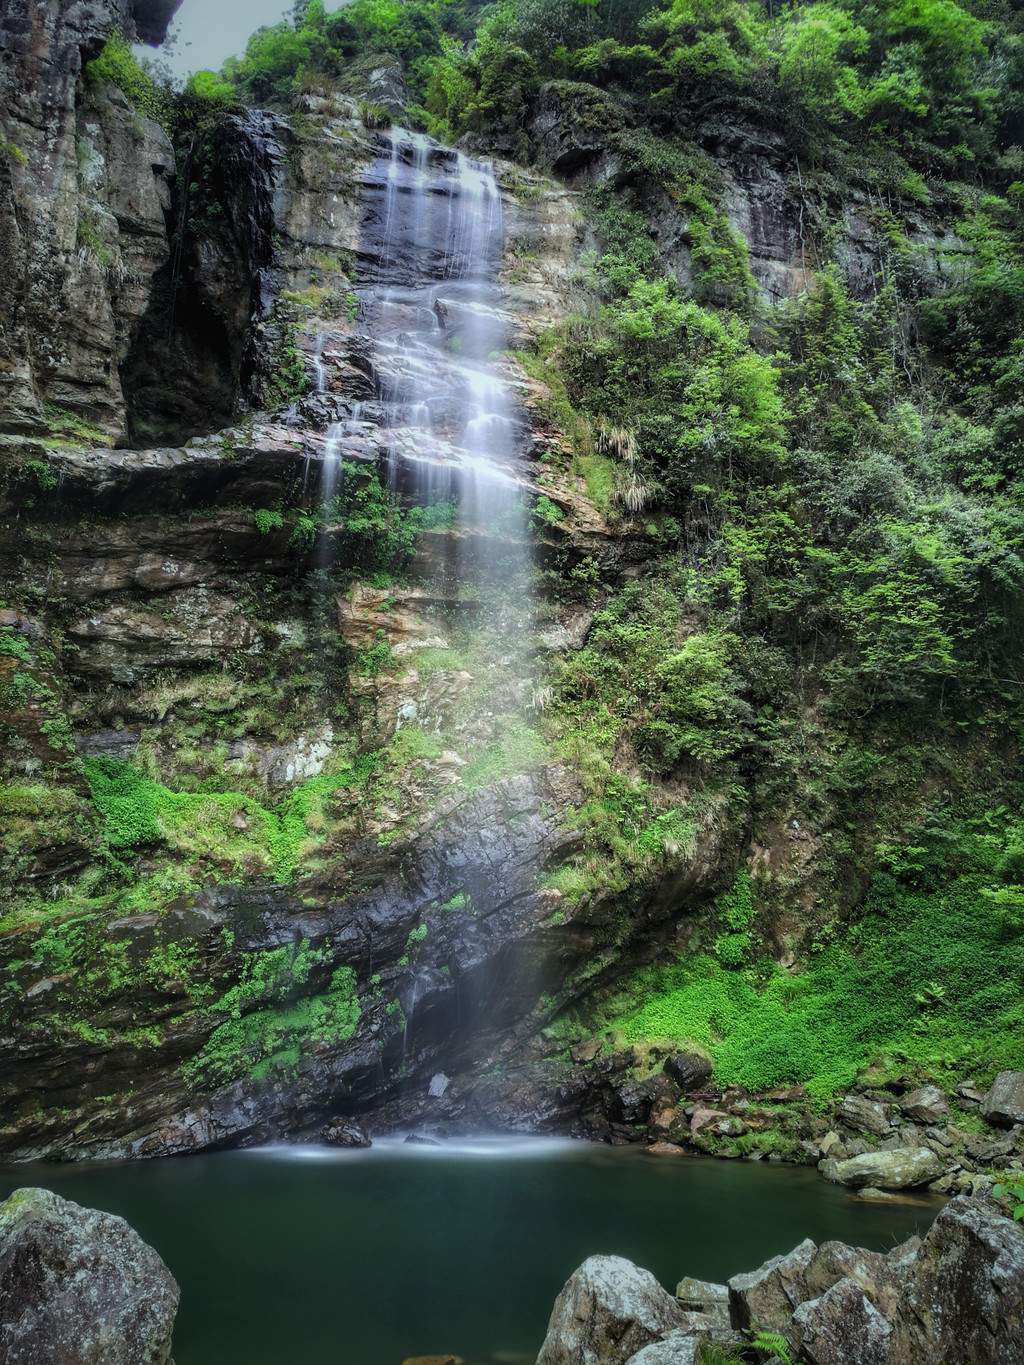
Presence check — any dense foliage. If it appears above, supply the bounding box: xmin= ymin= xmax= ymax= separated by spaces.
xmin=604 ymin=812 xmax=1024 ymax=1097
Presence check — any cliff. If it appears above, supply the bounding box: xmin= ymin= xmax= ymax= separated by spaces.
xmin=0 ymin=0 xmax=1022 ymax=1164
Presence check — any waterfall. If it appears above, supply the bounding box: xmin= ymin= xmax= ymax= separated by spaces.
xmin=354 ymin=132 xmax=529 ymax=568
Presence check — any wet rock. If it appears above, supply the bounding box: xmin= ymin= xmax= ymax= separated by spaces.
xmin=404 ymin=1134 xmax=442 ymax=1146
xmin=820 ymin=1147 xmax=942 ymax=1190
xmin=536 ymin=1255 xmax=682 ymax=1365
xmin=792 ymin=1277 xmax=892 ymax=1365
xmin=644 ymin=1142 xmax=687 ymax=1157
xmin=320 ymin=1118 xmax=371 ymax=1148
xmin=838 ymin=1094 xmax=891 ymax=1136
xmin=727 ymin=1238 xmax=816 ymax=1334
xmin=663 ymin=1052 xmax=713 ymax=1093
xmin=981 ymin=1071 xmax=1024 ymax=1127
xmin=0 ymin=1186 xmax=179 ymax=1364
xmin=856 ymin=1187 xmax=894 ymax=1201
xmin=899 ymin=1085 xmax=950 ymax=1123
xmin=402 ymin=1356 xmax=464 ymax=1365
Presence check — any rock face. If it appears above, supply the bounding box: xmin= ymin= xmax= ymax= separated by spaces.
xmin=536 ymin=1255 xmax=683 ymax=1365
xmin=981 ymin=1071 xmax=1024 ymax=1127
xmin=820 ymin=1147 xmax=941 ymax=1190
xmin=0 ymin=1186 xmax=179 ymax=1365
xmin=0 ymin=0 xmax=180 ymax=437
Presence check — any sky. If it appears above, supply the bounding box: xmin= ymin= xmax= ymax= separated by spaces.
xmin=141 ymin=1 xmax=303 ymax=79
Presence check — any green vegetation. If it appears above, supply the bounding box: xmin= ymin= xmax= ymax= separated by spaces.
xmin=596 ymin=813 xmax=1024 ymax=1101
xmin=184 ymin=944 xmax=359 ymax=1090
xmin=993 ymin=1178 xmax=1024 ymax=1221
xmin=84 ymin=757 xmax=357 ymax=883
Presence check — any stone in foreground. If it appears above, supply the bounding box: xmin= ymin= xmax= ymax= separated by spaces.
xmin=536 ymin=1255 xmax=682 ymax=1365
xmin=980 ymin=1070 xmax=1024 ymax=1127
xmin=792 ymin=1277 xmax=892 ymax=1365
xmin=820 ymin=1146 xmax=941 ymax=1189
xmin=727 ymin=1238 xmax=816 ymax=1333
xmin=898 ymin=1195 xmax=1024 ymax=1362
xmin=0 ymin=1187 xmax=179 ymax=1365
xmin=624 ymin=1329 xmax=706 ymax=1365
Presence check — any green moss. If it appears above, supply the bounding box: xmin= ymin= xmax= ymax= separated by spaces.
xmin=184 ymin=956 xmax=360 ymax=1091
xmin=603 ymin=813 xmax=1024 ymax=1102
xmin=82 ymin=757 xmax=358 ymax=883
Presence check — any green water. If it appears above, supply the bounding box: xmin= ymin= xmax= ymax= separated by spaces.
xmin=0 ymin=1139 xmax=941 ymax=1365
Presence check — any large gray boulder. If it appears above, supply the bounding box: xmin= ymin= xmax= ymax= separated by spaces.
xmin=820 ymin=1146 xmax=941 ymax=1189
xmin=727 ymin=1238 xmax=816 ymax=1333
xmin=624 ymin=1330 xmax=706 ymax=1365
xmin=0 ymin=1187 xmax=179 ymax=1365
xmin=792 ymin=1277 xmax=893 ymax=1365
xmin=837 ymin=1095 xmax=891 ymax=1136
xmin=895 ymin=1195 xmax=1024 ymax=1362
xmin=898 ymin=1084 xmax=949 ymax=1123
xmin=536 ymin=1255 xmax=683 ymax=1365
xmin=980 ymin=1070 xmax=1024 ymax=1126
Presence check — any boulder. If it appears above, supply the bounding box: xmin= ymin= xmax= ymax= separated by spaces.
xmin=896 ymin=1195 xmax=1024 ymax=1363
xmin=899 ymin=1085 xmax=949 ymax=1124
xmin=838 ymin=1094 xmax=891 ymax=1136
xmin=624 ymin=1330 xmax=707 ymax=1365
xmin=820 ymin=1147 xmax=942 ymax=1190
xmin=663 ymin=1052 xmax=713 ymax=1093
xmin=981 ymin=1071 xmax=1024 ymax=1127
xmin=674 ymin=1276 xmax=729 ymax=1317
xmin=0 ymin=1187 xmax=179 ymax=1365
xmin=791 ymin=1278 xmax=893 ymax=1365
xmin=690 ymin=1108 xmax=728 ymax=1137
xmin=727 ymin=1238 xmax=816 ymax=1334
xmin=536 ymin=1255 xmax=683 ymax=1365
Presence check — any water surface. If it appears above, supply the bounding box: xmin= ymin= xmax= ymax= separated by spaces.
xmin=0 ymin=1139 xmax=941 ymax=1365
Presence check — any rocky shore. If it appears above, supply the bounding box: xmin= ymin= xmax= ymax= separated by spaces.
xmin=536 ymin=1194 xmax=1024 ymax=1365
xmin=554 ymin=1050 xmax=1024 ymax=1203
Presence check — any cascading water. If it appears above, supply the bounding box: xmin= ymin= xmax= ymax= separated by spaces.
xmin=303 ymin=129 xmax=536 ymax=1065
xmin=355 ymin=132 xmax=530 ymax=565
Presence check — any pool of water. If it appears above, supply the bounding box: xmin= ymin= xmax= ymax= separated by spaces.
xmin=0 ymin=1139 xmax=942 ymax=1365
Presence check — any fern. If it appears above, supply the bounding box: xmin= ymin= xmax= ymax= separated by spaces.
xmin=750 ymin=1329 xmax=794 ymax=1364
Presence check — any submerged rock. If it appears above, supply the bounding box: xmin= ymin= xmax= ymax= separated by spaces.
xmin=536 ymin=1255 xmax=682 ymax=1365
xmin=0 ymin=1187 xmax=179 ymax=1365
